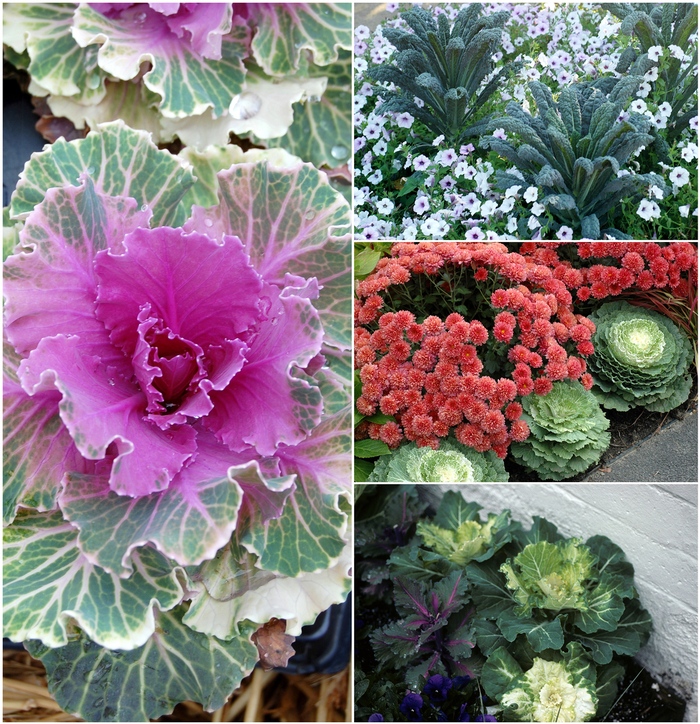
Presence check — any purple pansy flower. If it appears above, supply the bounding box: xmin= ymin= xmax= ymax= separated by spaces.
xmin=400 ymin=693 xmax=424 ymax=721
xmin=423 ymin=674 xmax=453 ymax=702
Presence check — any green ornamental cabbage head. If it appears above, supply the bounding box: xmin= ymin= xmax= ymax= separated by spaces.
xmin=588 ymin=301 xmax=694 ymax=412
xmin=501 ymin=539 xmax=597 ymax=615
xmin=510 ymin=380 xmax=610 ymax=480
xmin=368 ymin=437 xmax=509 ymax=482
xmin=485 ymin=644 xmax=598 ymax=722
xmin=417 ymin=514 xmax=497 ymax=566
xmin=480 ymin=78 xmax=668 ymax=239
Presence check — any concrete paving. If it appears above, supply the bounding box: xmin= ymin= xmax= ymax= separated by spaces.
xmin=584 ymin=409 xmax=698 ymax=483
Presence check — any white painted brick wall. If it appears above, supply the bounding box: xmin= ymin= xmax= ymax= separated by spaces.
xmin=418 ymin=483 xmax=698 ymax=721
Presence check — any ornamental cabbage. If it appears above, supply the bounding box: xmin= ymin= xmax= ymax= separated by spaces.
xmin=388 ymin=491 xmax=520 ymax=582
xmin=483 ymin=644 xmax=597 ymax=722
xmin=3 ymin=3 xmax=352 ymax=168
xmin=367 ymin=437 xmax=509 ymax=482
xmin=586 ymin=301 xmax=693 ymax=412
xmin=510 ymin=380 xmax=610 ymax=480
xmin=467 ymin=524 xmax=653 ymax=667
xmin=3 ymin=121 xmax=351 ymax=722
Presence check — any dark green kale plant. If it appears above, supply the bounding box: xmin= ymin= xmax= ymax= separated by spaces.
xmin=367 ymin=4 xmax=520 ymax=151
xmin=610 ymin=3 xmax=698 ymax=144
xmin=480 ymin=78 xmax=668 ymax=239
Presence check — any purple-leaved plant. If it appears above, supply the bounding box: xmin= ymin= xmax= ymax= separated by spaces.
xmin=371 ymin=570 xmax=476 ymax=689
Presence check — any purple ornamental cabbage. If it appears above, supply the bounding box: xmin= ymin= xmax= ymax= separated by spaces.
xmin=3 ymin=121 xmax=351 ymax=722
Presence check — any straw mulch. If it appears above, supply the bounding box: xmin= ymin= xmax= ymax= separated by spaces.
xmin=3 ymin=649 xmax=349 ymax=722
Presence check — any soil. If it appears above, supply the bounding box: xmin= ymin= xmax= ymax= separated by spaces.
xmin=354 ymin=598 xmax=688 ymax=722
xmin=504 ymin=377 xmax=698 ymax=482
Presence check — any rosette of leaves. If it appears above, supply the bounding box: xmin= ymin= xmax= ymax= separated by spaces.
xmin=370 ymin=570 xmax=476 ymax=689
xmin=483 ymin=643 xmax=598 ymax=722
xmin=609 ymin=3 xmax=698 ymax=144
xmin=3 ymin=122 xmax=351 ymax=722
xmin=2 ymin=3 xmax=352 ymax=169
xmin=509 ymin=380 xmax=610 ymax=480
xmin=480 ymin=79 xmax=667 ymax=239
xmin=586 ymin=300 xmax=694 ymax=412
xmin=367 ymin=4 xmax=520 ymax=151
xmin=367 ymin=437 xmax=509 ymax=482
xmin=388 ymin=491 xmax=521 ymax=583
xmin=466 ymin=522 xmax=651 ymax=716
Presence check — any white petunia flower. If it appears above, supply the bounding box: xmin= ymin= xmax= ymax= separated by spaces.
xmin=531 ymin=202 xmax=545 ymax=216
xmin=679 ymin=205 xmax=690 ymax=218
xmin=681 ymin=143 xmax=698 ymax=162
xmin=523 ymin=186 xmax=539 ymax=203
xmin=649 ymin=185 xmax=664 ymax=199
xmin=637 ymin=199 xmax=661 ymax=220
xmin=668 ymin=44 xmax=685 ymax=60
xmin=376 ymin=198 xmax=395 ymax=215
xmin=395 ymin=112 xmax=415 ymax=128
xmin=647 ymin=45 xmax=663 ymax=61
xmin=669 ymin=167 xmax=690 ymax=187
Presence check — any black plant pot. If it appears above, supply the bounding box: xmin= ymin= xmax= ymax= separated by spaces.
xmin=280 ymin=598 xmax=351 ymax=675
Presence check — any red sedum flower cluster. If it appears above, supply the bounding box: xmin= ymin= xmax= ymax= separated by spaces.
xmin=355 ymin=242 xmax=604 ymax=457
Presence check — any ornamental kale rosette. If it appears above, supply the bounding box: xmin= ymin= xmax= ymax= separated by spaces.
xmin=3 ymin=2 xmax=352 ymax=168
xmin=3 ymin=121 xmax=351 ymax=722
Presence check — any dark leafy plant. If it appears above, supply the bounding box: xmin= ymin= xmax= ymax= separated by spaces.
xmin=355 ymin=484 xmax=427 ymax=598
xmin=610 ymin=2 xmax=698 ymax=144
xmin=480 ymin=79 xmax=668 ymax=239
xmin=371 ymin=570 xmax=476 ymax=689
xmin=367 ymin=4 xmax=520 ymax=151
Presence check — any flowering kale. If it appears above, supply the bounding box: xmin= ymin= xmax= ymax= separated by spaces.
xmin=467 ymin=521 xmax=652 ymax=667
xmin=3 ymin=3 xmax=352 ymax=168
xmin=510 ymin=380 xmax=610 ymax=480
xmin=368 ymin=438 xmax=508 ymax=483
xmin=3 ymin=122 xmax=351 ymax=722
xmin=371 ymin=570 xmax=475 ymax=689
xmin=587 ymin=300 xmax=693 ymax=412
xmin=483 ymin=643 xmax=597 ymax=722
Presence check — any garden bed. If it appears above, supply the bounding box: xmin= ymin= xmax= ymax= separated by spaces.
xmin=353 ymin=2 xmax=698 ymax=241
xmin=354 ymin=241 xmax=698 ymax=484
xmin=354 ymin=484 xmax=691 ymax=722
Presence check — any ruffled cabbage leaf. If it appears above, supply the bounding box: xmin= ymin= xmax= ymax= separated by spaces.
xmin=3 ymin=3 xmax=352 ymax=167
xmin=510 ymin=380 xmax=610 ymax=480
xmin=3 ymin=121 xmax=351 ymax=722
xmin=587 ymin=301 xmax=694 ymax=412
